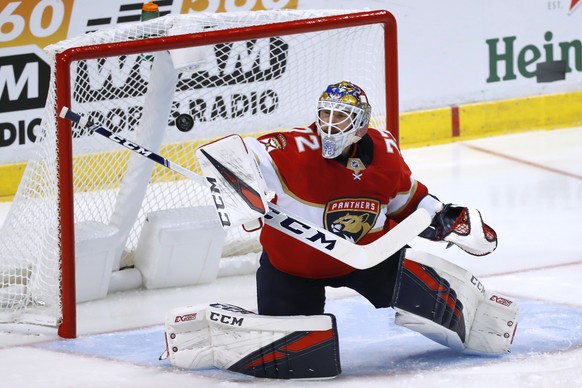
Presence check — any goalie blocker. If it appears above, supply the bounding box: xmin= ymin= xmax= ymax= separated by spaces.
xmin=196 ymin=134 xmax=270 ymax=230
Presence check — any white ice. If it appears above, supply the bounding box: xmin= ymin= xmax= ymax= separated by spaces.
xmin=0 ymin=127 xmax=581 ymax=387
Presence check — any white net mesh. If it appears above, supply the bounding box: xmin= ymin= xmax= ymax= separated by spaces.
xmin=0 ymin=9 xmax=390 ymax=330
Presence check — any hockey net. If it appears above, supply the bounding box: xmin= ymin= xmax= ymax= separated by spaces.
xmin=0 ymin=9 xmax=397 ymax=337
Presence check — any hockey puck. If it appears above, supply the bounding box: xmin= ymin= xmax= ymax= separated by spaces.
xmin=175 ymin=114 xmax=194 ymax=132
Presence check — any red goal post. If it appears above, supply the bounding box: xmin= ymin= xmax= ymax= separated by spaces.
xmin=1 ymin=9 xmax=398 ymax=338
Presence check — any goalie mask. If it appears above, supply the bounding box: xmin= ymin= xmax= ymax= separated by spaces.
xmin=316 ymin=81 xmax=371 ymax=159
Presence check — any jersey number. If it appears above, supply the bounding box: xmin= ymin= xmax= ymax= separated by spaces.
xmin=294 ymin=134 xmax=320 ymax=153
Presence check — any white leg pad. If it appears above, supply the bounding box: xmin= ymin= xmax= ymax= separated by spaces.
xmin=394 ymin=249 xmax=519 ymax=354
xmin=465 ymin=291 xmax=519 ymax=354
xmin=163 ymin=303 xmax=341 ymax=379
xmin=163 ymin=304 xmax=214 ymax=369
xmin=395 ymin=310 xmax=465 ymax=351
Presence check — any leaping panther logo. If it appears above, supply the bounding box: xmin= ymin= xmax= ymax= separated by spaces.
xmin=331 ymin=213 xmax=373 ymax=243
xmin=324 ymin=198 xmax=381 ymax=243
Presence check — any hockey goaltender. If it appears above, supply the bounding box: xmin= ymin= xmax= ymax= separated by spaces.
xmin=160 ymin=81 xmax=519 ymax=379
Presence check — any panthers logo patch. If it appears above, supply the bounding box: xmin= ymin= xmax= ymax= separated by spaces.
xmin=324 ymin=198 xmax=381 ymax=243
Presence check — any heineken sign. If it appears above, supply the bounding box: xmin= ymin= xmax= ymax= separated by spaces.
xmin=486 ymin=31 xmax=581 ymax=82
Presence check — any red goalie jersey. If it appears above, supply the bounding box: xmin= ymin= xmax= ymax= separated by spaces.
xmin=244 ymin=123 xmax=429 ymax=279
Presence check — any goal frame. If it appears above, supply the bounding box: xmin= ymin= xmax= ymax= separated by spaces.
xmin=53 ymin=9 xmax=398 ymax=338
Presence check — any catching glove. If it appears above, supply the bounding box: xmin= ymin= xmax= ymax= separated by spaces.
xmin=420 ymin=204 xmax=497 ymax=256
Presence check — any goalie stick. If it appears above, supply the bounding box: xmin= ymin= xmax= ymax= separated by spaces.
xmin=59 ymin=107 xmax=431 ymax=270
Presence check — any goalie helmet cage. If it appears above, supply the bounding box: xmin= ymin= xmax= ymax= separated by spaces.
xmin=0 ymin=9 xmax=398 ymax=338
